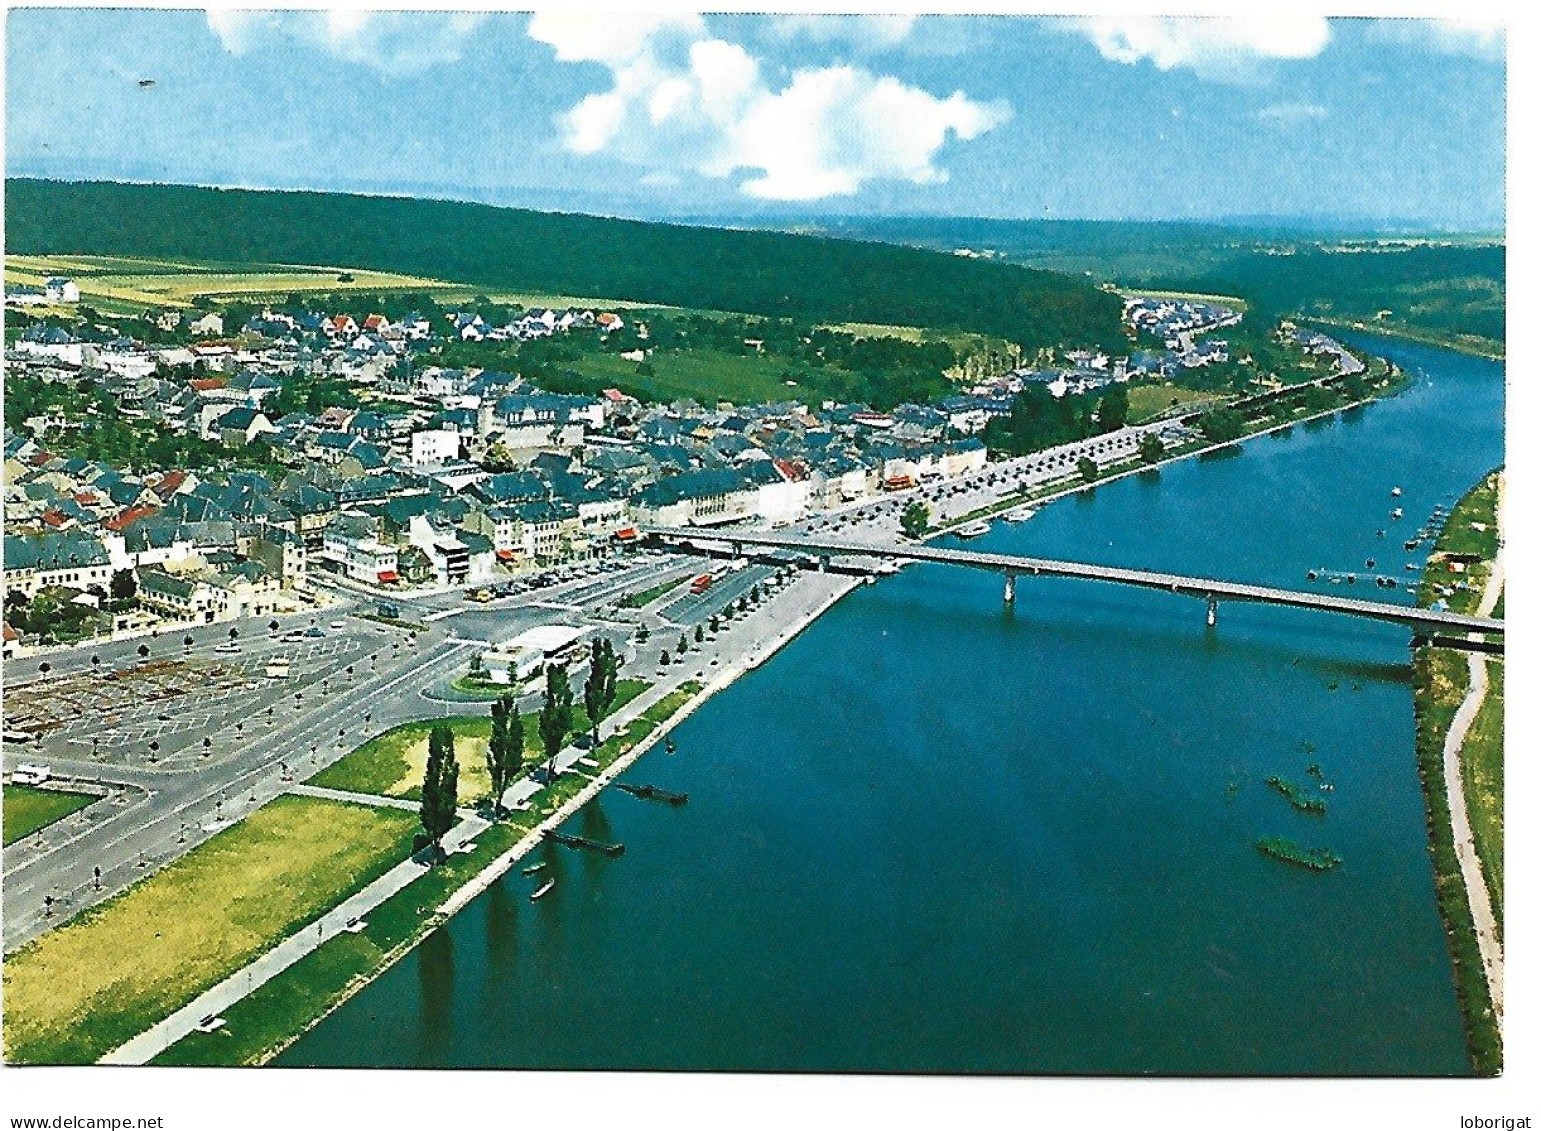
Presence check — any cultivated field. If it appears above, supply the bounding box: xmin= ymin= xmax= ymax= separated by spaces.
xmin=5 ymin=254 xmax=682 ymax=318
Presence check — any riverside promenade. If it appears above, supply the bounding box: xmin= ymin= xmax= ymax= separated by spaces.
xmin=1440 ymin=476 xmax=1505 ymax=1021
xmin=96 ymin=568 xmax=859 ymax=1066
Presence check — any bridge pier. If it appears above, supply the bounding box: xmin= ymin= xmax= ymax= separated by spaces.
xmin=818 ymin=555 xmax=829 ymax=574
xmin=1206 ymin=597 xmax=1218 ymax=628
xmin=1003 ymin=572 xmax=1016 ymax=604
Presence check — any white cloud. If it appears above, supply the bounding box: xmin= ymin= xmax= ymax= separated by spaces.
xmin=1257 ymin=101 xmax=1328 ymax=126
xmin=527 ymin=15 xmax=1008 ymax=201
xmin=1067 ymin=16 xmax=1331 ymax=82
xmin=768 ymin=15 xmax=918 ymax=52
xmin=205 ymin=9 xmax=486 ymax=75
xmin=1366 ymin=19 xmax=1504 ymax=62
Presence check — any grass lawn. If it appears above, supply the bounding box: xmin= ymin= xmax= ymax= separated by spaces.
xmin=3 ymin=785 xmax=97 ymax=846
xmin=1 ymin=795 xmax=418 ymax=1065
xmin=1127 ymin=382 xmax=1224 ymax=423
xmin=1463 ymin=659 xmax=1504 ymax=935
xmin=619 ymin=576 xmax=687 ymax=609
xmin=152 ymin=820 xmax=525 ymax=1067
xmin=310 ymin=680 xmax=651 ymax=804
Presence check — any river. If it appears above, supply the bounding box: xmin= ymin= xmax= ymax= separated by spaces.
xmin=280 ymin=335 xmax=1502 ymax=1075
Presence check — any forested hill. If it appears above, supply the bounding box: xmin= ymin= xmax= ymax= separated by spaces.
xmin=1174 ymin=244 xmax=1505 ymax=353
xmin=5 ymin=179 xmax=1125 ymax=352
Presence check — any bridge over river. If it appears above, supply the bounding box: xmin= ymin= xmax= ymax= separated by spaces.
xmin=643 ymin=525 xmax=1504 ymax=645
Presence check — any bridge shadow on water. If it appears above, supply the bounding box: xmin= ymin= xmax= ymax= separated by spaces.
xmin=860 ymin=572 xmax=1414 ymax=687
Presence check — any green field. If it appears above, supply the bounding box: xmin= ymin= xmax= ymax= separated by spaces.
xmin=2 ymin=784 xmax=96 ymax=845
xmin=4 ymin=253 xmax=661 ymax=319
xmin=311 ymin=681 xmax=650 ymax=804
xmin=1 ymin=795 xmax=418 ymax=1065
xmin=1127 ymin=382 xmax=1226 ymax=423
xmin=1463 ymin=659 xmax=1504 ymax=934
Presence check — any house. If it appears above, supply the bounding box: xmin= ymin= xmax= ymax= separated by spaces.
xmin=188 ymin=312 xmax=225 ymax=336
xmin=4 ymin=532 xmax=114 ymax=599
xmin=411 ymin=428 xmax=462 ymax=468
xmin=631 ymin=468 xmax=755 ymax=528
xmin=325 ymin=314 xmax=359 ymax=338
xmin=210 ymin=407 xmax=278 ymax=446
xmin=44 ymin=277 xmax=81 ymax=303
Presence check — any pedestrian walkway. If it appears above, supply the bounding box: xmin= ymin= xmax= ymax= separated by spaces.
xmin=288 ymin=782 xmax=420 ymax=813
xmin=99 ymin=813 xmax=489 ymax=1065
xmin=1442 ymin=474 xmax=1504 ymax=1020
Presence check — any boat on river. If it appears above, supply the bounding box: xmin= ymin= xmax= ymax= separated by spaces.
xmin=531 ymin=879 xmax=555 ymax=901
xmin=522 ymin=862 xmax=547 ymax=875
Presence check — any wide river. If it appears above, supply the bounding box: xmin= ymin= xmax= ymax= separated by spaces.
xmin=282 ymin=335 xmax=1502 ymax=1074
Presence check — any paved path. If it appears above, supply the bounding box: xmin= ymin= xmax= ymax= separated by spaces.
xmin=99 ymin=812 xmax=489 ymax=1065
xmin=289 ymin=783 xmax=421 ymax=813
xmin=1441 ymin=475 xmax=1505 ymax=1020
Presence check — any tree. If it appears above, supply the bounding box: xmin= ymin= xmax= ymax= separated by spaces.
xmin=228 ymin=627 xmax=239 ymax=641
xmin=137 ymin=644 xmax=149 ymax=659
xmin=636 ymin=623 xmax=650 ymax=642
xmin=694 ymin=624 xmax=705 ymax=644
xmin=419 ymin=724 xmax=460 ymax=857
xmin=900 ymin=500 xmax=930 ymax=540
xmin=677 ymin=635 xmax=688 ymax=656
xmin=660 ymin=650 xmax=671 ymax=667
xmin=486 ymin=694 xmax=522 ymax=817
xmin=538 ymin=665 xmax=574 ymax=783
xmin=1077 ymin=456 xmax=1098 ymax=483
xmin=109 ymin=568 xmax=137 ymax=601
xmin=1138 ymin=434 xmax=1165 ymax=464
xmin=1197 ymin=408 xmax=1246 ymax=444
xmin=1097 ymin=384 xmax=1130 ymax=432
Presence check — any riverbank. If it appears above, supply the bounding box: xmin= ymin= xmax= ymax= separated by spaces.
xmin=1303 ymin=316 xmax=1504 ymax=363
xmin=149 ymin=571 xmax=860 ymax=1066
xmin=1410 ymin=467 xmax=1504 ymax=1076
xmin=933 ymin=363 xmax=1409 ymax=539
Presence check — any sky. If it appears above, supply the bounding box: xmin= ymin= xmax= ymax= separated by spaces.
xmin=3 ymin=9 xmax=1507 ymax=229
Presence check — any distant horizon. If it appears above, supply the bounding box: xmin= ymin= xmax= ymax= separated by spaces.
xmin=2 ymin=172 xmax=1507 ymax=240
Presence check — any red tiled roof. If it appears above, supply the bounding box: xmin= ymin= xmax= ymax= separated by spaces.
xmin=3 ymin=622 xmax=18 ymax=643
xmin=156 ymin=470 xmax=187 ymax=495
xmin=377 ymin=570 xmax=400 ymax=584
xmin=41 ymin=509 xmax=69 ymax=528
xmin=189 ymin=377 xmax=226 ymax=391
xmin=104 ymin=504 xmax=159 ymax=532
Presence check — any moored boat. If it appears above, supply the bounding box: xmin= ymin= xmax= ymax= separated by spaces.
xmin=531 ymin=878 xmax=555 ymax=901
xmin=956 ymin=521 xmax=991 ymax=538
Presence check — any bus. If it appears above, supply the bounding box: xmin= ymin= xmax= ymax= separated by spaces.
xmin=689 ymin=573 xmax=714 ymax=596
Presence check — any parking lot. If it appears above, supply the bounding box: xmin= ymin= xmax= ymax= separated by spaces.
xmin=12 ymin=629 xmax=388 ymax=769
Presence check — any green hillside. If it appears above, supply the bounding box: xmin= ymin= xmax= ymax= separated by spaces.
xmin=4 ymin=179 xmax=1124 ymax=354
xmin=1173 ymin=244 xmax=1505 ymax=356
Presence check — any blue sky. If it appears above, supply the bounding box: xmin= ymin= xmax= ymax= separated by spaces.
xmin=4 ymin=10 xmax=1506 ymax=228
